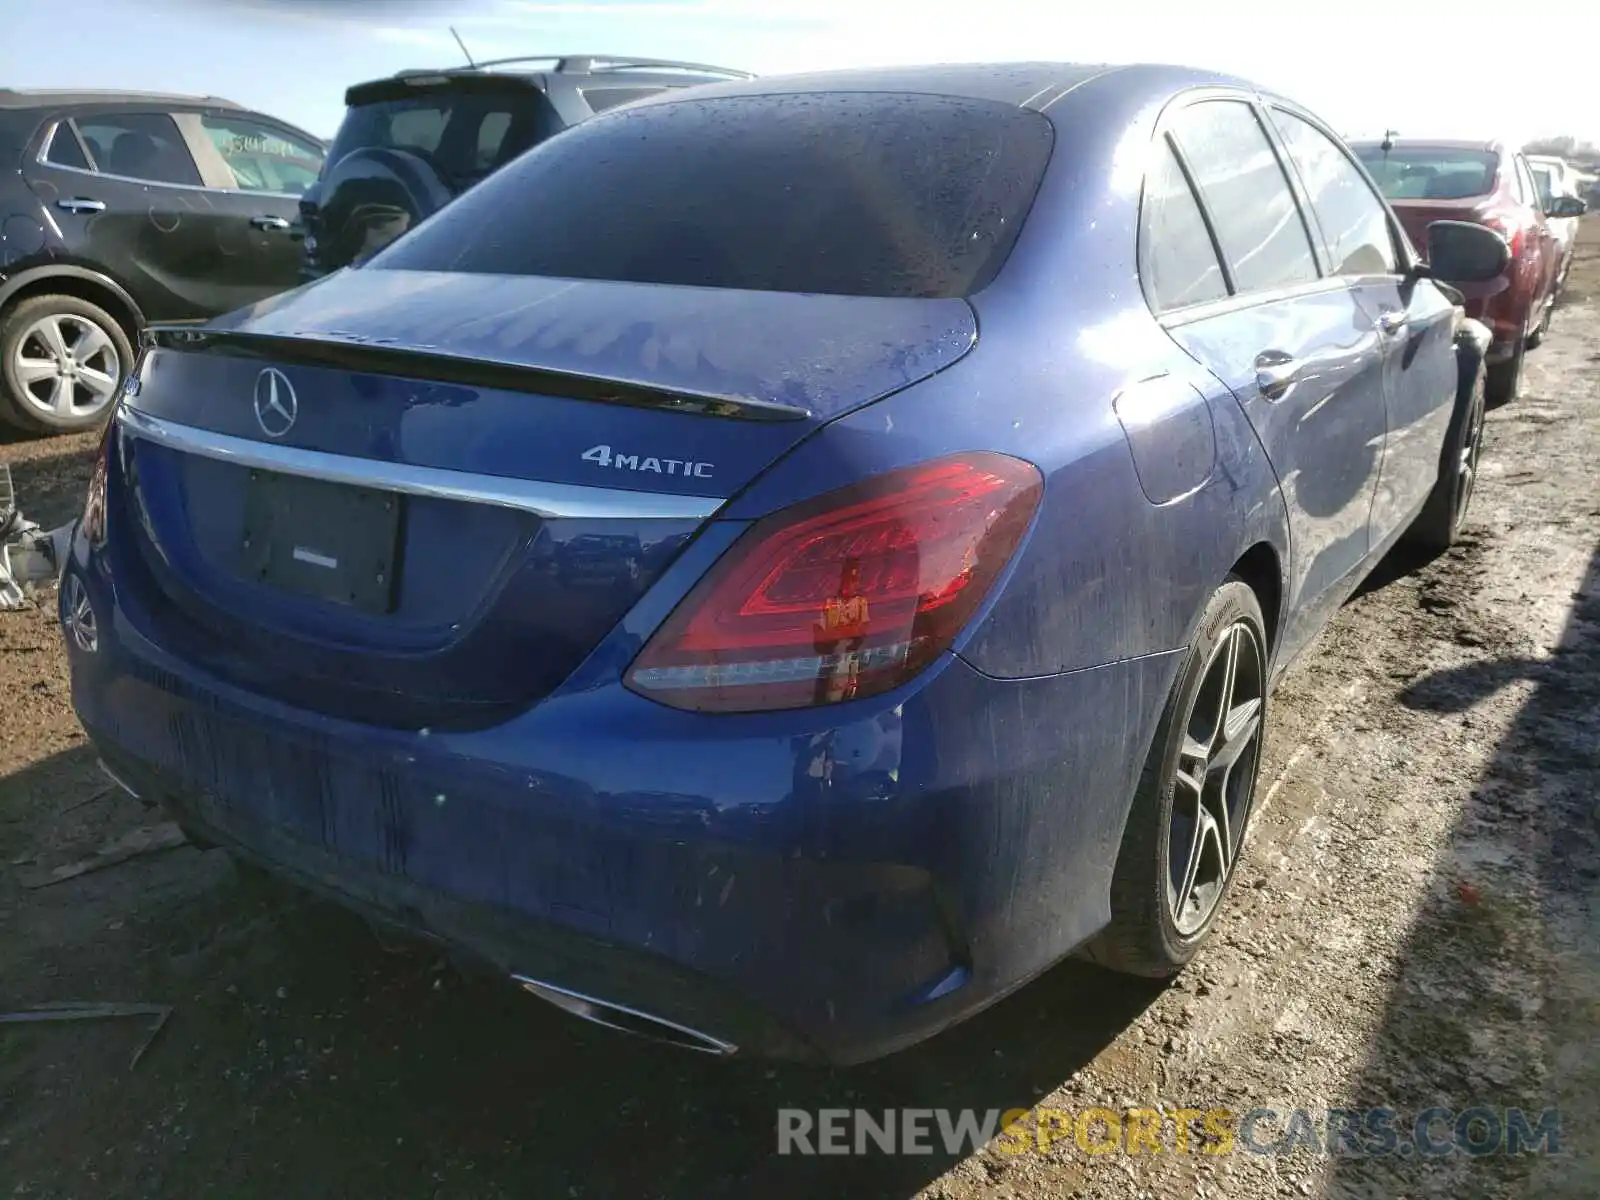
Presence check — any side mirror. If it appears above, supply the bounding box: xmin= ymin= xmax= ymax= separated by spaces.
xmin=1425 ymin=220 xmax=1512 ymax=285
xmin=1546 ymin=195 xmax=1588 ymax=219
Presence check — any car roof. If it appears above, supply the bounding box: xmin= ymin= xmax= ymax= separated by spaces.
xmin=1348 ymin=137 xmax=1505 ymax=153
xmin=0 ymin=87 xmax=243 ymax=110
xmin=616 ymin=60 xmax=1268 ymax=117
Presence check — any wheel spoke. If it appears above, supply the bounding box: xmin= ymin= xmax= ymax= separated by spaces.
xmin=1173 ymin=808 xmax=1212 ymax=924
xmin=35 ymin=317 xmax=69 ymax=362
xmin=1209 ymin=627 xmax=1241 ymax=752
xmin=15 ymin=356 xmax=58 ymax=385
xmin=70 ymin=322 xmax=112 ymax=367
xmin=49 ymin=375 xmax=75 ymax=413
xmin=1211 ymin=696 xmax=1263 ymax=773
xmin=76 ymin=366 xmax=118 ymax=400
xmin=1175 ymin=733 xmax=1208 ymax=796
xmin=1197 ymin=809 xmax=1227 ymax=890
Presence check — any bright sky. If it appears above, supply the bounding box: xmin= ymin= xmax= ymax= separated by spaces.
xmin=3 ymin=0 xmax=1595 ymax=147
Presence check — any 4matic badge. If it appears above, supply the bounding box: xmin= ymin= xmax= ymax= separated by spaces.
xmin=582 ymin=444 xmax=713 ymax=478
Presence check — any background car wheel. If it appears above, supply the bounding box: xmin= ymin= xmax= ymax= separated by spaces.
xmin=1086 ymin=578 xmax=1268 ymax=977
xmin=1405 ymin=351 xmax=1486 ymax=555
xmin=1486 ymin=337 xmax=1525 ymax=407
xmin=0 ymin=294 xmax=132 ymax=435
xmin=1526 ymin=300 xmax=1552 ymax=350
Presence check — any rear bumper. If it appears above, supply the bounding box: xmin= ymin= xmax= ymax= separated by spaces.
xmin=64 ymin=537 xmax=1181 ymax=1063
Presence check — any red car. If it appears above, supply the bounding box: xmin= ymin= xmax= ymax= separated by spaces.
xmin=1353 ymin=138 xmax=1585 ymax=403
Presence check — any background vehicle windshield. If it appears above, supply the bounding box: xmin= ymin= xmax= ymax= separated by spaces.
xmin=1354 ymin=145 xmax=1500 ymax=200
xmin=372 ymin=91 xmax=1056 ymax=299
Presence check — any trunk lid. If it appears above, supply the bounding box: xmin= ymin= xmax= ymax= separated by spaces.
xmin=1386 ymin=197 xmax=1497 ymax=261
xmin=113 ymin=268 xmax=976 ymax=729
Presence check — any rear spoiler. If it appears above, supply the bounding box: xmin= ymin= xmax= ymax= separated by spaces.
xmin=141 ymin=325 xmax=812 ymax=423
xmin=344 ymin=73 xmax=549 ymax=107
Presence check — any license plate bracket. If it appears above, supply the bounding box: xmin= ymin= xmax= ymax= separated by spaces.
xmin=237 ymin=469 xmax=402 ymax=614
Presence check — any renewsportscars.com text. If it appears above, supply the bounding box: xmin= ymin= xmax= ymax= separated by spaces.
xmin=776 ymin=1106 xmax=1562 ymax=1158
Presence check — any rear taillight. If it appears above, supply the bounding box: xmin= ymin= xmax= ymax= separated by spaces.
xmin=625 ymin=452 xmax=1043 ymax=713
xmin=81 ymin=419 xmax=112 ymax=547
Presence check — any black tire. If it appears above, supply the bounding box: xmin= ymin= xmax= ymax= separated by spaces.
xmin=1405 ymin=350 xmax=1487 ymax=555
xmin=1086 ymin=578 xmax=1269 ymax=977
xmin=1486 ymin=337 xmax=1524 ymax=407
xmin=0 ymin=293 xmax=132 ymax=435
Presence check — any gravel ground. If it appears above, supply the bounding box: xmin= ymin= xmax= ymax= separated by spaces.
xmin=1 ymin=223 xmax=1596 ymax=1200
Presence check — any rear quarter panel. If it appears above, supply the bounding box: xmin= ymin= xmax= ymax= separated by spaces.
xmin=722 ymin=74 xmax=1291 ymax=680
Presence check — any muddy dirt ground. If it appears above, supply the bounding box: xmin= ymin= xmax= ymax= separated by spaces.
xmin=2 ymin=225 xmax=1597 ymax=1200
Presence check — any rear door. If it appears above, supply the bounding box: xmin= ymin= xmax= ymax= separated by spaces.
xmin=1266 ymin=107 xmax=1457 ymax=547
xmin=1153 ymin=96 xmax=1389 ymax=662
xmin=1513 ymin=153 xmax=1559 ymax=310
xmin=25 ymin=108 xmax=233 ymax=321
xmin=174 ymin=110 xmax=325 ymax=302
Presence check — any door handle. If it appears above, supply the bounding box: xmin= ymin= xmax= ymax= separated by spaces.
xmin=1254 ymin=350 xmax=1301 ymax=401
xmin=1376 ymin=310 xmax=1408 ymax=337
xmin=56 ymin=197 xmax=105 ymax=214
xmin=251 ymin=215 xmax=291 ymax=232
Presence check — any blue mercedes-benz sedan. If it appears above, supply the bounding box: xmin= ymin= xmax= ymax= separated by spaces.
xmin=62 ymin=63 xmax=1508 ymax=1063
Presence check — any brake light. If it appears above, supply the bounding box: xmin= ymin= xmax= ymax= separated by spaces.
xmin=80 ymin=393 xmax=124 ymax=548
xmin=625 ymin=452 xmax=1043 ymax=713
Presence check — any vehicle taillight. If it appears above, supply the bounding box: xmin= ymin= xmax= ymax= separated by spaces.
xmin=80 ymin=417 xmax=112 ymax=547
xmin=625 ymin=452 xmax=1043 ymax=713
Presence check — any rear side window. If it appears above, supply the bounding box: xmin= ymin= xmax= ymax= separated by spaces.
xmin=1270 ymin=110 xmax=1398 ymax=277
xmin=1142 ymin=137 xmax=1228 ymax=312
xmin=43 ymin=123 xmax=91 ymax=170
xmin=328 ymin=90 xmax=560 ymax=186
xmin=1353 ymin=146 xmax=1499 ymax=201
xmin=1170 ymin=100 xmax=1318 ymax=294
xmin=197 ymin=113 xmax=324 ymax=195
xmin=75 ymin=112 xmax=202 ymax=186
xmin=373 ymin=92 xmax=1056 ymax=299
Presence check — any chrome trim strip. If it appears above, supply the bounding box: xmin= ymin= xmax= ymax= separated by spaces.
xmin=116 ymin=406 xmax=724 ymax=522
xmin=511 ymin=974 xmax=738 ymax=1056
xmin=97 ymin=758 xmax=141 ymax=800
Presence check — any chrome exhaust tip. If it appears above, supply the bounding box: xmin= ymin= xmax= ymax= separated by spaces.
xmin=512 ymin=974 xmax=737 ymax=1056
xmin=97 ymin=758 xmax=141 ymax=801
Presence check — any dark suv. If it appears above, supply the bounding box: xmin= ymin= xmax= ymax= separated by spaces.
xmin=0 ymin=89 xmax=325 ymax=434
xmin=299 ymin=54 xmax=752 ymax=280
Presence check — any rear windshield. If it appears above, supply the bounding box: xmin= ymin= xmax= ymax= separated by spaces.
xmin=326 ymin=88 xmax=560 ymax=188
xmin=372 ymin=91 xmax=1056 ymax=298
xmin=1353 ymin=145 xmax=1500 ymax=201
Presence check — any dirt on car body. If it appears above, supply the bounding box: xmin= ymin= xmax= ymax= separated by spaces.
xmin=2 ymin=225 xmax=1599 ymax=1200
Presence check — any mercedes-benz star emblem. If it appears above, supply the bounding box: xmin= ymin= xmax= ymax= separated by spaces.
xmin=253 ymin=367 xmax=298 ymax=438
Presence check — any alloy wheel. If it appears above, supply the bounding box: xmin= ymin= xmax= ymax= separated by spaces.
xmin=1167 ymin=620 xmax=1265 ymax=936
xmin=9 ymin=313 xmax=122 ymax=423
xmin=62 ymin=573 xmax=97 ymax=653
